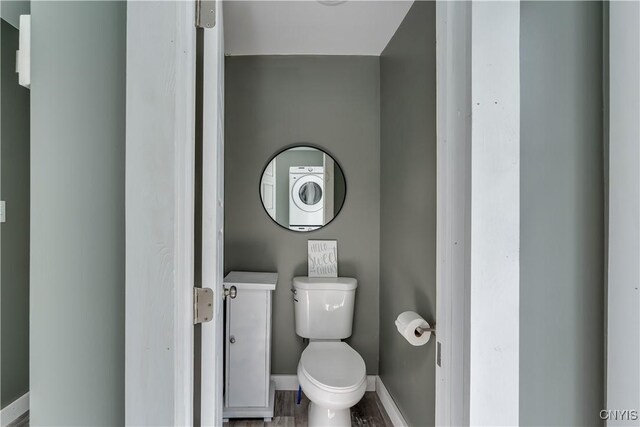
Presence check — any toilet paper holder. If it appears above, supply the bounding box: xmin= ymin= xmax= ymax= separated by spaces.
xmin=396 ymin=311 xmax=435 ymax=346
xmin=415 ymin=325 xmax=436 ymax=336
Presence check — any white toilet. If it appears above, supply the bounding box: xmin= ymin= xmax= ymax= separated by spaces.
xmin=292 ymin=277 xmax=366 ymax=427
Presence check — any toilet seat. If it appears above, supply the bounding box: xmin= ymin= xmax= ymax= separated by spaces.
xmin=299 ymin=341 xmax=366 ymax=393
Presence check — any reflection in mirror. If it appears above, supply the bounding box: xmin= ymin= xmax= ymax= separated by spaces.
xmin=260 ymin=146 xmax=346 ymax=232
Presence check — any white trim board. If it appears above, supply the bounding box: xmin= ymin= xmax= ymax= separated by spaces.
xmin=469 ymin=2 xmax=520 ymax=425
xmin=199 ymin=1 xmax=226 ymax=424
xmin=271 ymin=374 xmax=300 ymax=391
xmin=271 ymin=375 xmax=376 ymax=392
xmin=435 ymin=1 xmax=472 ymax=426
xmin=607 ymin=0 xmax=640 ymax=417
xmin=0 ymin=393 xmax=29 ymax=427
xmin=375 ymin=377 xmax=408 ymax=427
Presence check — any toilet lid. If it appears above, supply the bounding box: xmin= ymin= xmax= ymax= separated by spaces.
xmin=299 ymin=342 xmax=366 ymax=392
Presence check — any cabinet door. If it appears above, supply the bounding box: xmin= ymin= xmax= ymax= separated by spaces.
xmin=227 ymin=290 xmax=268 ymax=407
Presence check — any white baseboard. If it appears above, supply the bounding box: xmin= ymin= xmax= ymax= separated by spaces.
xmin=375 ymin=377 xmax=408 ymax=427
xmin=272 ymin=374 xmax=377 ymax=392
xmin=272 ymin=374 xmax=299 ymax=391
xmin=366 ymin=375 xmax=376 ymax=391
xmin=0 ymin=393 xmax=29 ymax=427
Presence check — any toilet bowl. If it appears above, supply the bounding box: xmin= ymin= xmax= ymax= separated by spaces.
xmin=297 ymin=341 xmax=366 ymax=426
xmin=292 ymin=276 xmax=365 ymax=426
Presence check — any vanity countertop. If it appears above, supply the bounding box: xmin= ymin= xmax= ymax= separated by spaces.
xmin=224 ymin=271 xmax=278 ymax=290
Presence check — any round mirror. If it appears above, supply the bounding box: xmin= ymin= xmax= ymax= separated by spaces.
xmin=259 ymin=146 xmax=346 ymax=232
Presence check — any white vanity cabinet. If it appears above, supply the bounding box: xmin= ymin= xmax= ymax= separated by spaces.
xmin=223 ymin=271 xmax=278 ymax=421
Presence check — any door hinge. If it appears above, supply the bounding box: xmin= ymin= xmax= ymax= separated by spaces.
xmin=436 ymin=341 xmax=442 ymax=367
xmin=0 ymin=201 xmax=5 ymax=223
xmin=196 ymin=0 xmax=216 ymax=29
xmin=194 ymin=287 xmax=214 ymax=324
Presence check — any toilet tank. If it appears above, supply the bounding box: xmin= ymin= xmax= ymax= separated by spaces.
xmin=292 ymin=276 xmax=358 ymax=339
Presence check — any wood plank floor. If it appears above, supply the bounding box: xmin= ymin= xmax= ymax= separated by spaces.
xmin=224 ymin=391 xmax=393 ymax=427
xmin=7 ymin=411 xmax=29 ymax=427
xmin=9 ymin=391 xmax=392 ymax=427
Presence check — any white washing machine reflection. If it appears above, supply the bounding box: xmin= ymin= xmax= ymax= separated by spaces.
xmin=289 ymin=166 xmax=324 ymax=231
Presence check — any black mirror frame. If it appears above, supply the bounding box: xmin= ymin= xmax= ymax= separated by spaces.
xmin=258 ymin=144 xmax=347 ymax=233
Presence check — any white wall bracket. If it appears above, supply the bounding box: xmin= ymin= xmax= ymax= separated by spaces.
xmin=15 ymin=14 xmax=31 ymax=89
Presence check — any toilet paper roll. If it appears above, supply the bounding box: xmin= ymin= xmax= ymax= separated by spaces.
xmin=395 ymin=311 xmax=432 ymax=346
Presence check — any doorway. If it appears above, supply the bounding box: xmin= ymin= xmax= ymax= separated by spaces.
xmin=0 ymin=12 xmax=30 ymax=427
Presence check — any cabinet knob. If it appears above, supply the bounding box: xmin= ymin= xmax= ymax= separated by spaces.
xmin=229 ymin=336 xmax=236 ymax=344
xmin=224 ymin=285 xmax=237 ymax=299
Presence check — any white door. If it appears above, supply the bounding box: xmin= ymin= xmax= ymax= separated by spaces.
xmin=261 ymin=159 xmax=277 ymax=220
xmin=199 ymin=1 xmax=225 ymax=425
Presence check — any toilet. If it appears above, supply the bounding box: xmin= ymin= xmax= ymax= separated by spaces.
xmin=292 ymin=277 xmax=366 ymax=427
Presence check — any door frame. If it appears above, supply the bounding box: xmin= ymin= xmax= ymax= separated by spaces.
xmin=125 ymin=1 xmax=198 ymax=425
xmin=435 ymin=2 xmax=521 ymax=425
xmin=435 ymin=2 xmax=472 ymax=425
xmin=126 ymin=1 xmax=524 ymax=425
xmin=606 ymin=0 xmax=640 ymax=416
xmin=198 ymin=1 xmax=226 ymax=424
xmin=123 ymin=3 xmax=640 ymax=426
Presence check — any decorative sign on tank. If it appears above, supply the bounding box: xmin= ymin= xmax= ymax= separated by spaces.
xmin=308 ymin=240 xmax=338 ymax=278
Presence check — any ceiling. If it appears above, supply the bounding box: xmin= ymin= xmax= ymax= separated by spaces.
xmin=223 ymin=1 xmax=414 ymax=56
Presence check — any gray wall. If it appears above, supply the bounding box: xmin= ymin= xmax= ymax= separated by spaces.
xmin=0 ymin=0 xmax=29 ymax=30
xmin=30 ymin=2 xmax=126 ymax=425
xmin=520 ymin=2 xmax=604 ymax=425
xmin=225 ymin=56 xmax=380 ymax=374
xmin=1 ymin=19 xmax=30 ymax=409
xmin=379 ymin=2 xmax=437 ymax=426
